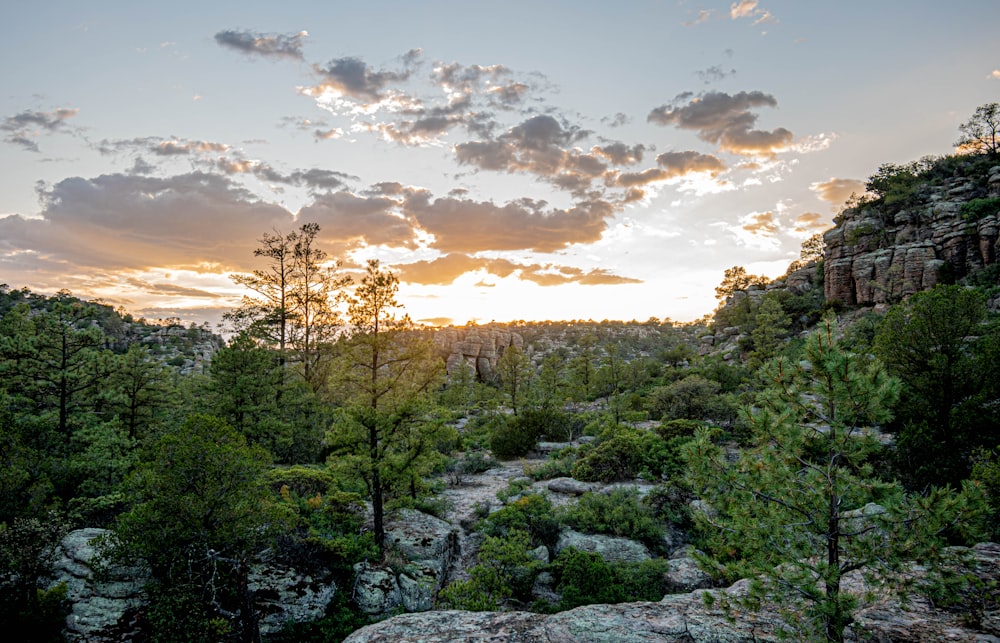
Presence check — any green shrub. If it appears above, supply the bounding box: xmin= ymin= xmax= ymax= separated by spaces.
xmin=571 ymin=431 xmax=645 ymax=482
xmin=524 ymin=447 xmax=578 ymax=481
xmin=559 ymin=488 xmax=665 ymax=551
xmin=439 ymin=530 xmax=539 ymax=610
xmin=482 ymin=493 xmax=561 ymax=550
xmin=961 ymin=197 xmax=1000 ymax=221
xmin=489 ymin=414 xmax=540 ymax=459
xmin=553 ymin=548 xmax=670 ymax=610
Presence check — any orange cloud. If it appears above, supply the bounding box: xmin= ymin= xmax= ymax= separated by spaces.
xmin=810 ymin=177 xmax=865 ymax=209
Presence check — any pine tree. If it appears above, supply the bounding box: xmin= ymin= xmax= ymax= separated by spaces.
xmin=685 ymin=317 xmax=985 ymax=642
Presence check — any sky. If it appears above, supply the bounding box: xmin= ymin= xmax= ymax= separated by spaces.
xmin=1 ymin=1 xmax=998 ymax=329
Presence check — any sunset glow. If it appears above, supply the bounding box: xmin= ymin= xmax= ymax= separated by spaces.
xmin=2 ymin=2 xmax=998 ymax=328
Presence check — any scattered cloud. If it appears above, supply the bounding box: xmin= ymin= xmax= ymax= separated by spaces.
xmin=730 ymin=0 xmax=775 ymax=25
xmin=1 ymin=108 xmax=79 ymax=152
xmin=647 ymin=91 xmax=792 ymax=157
xmin=810 ymin=177 xmax=864 ymax=209
xmin=404 ymin=191 xmax=613 ymax=253
xmin=792 ymin=212 xmax=829 ymax=234
xmin=683 ymin=9 xmax=713 ymax=27
xmin=990 ymin=69 xmax=1000 ymax=80
xmin=305 ymin=54 xmax=417 ymax=102
xmin=730 ymin=0 xmax=758 ymax=19
xmin=741 ymin=210 xmax=779 ymax=236
xmin=395 ymin=253 xmax=640 ymax=287
xmin=214 ymin=29 xmax=308 ymax=61
xmin=0 ymin=172 xmax=294 ymax=272
xmin=696 ymin=65 xmax=737 ymax=84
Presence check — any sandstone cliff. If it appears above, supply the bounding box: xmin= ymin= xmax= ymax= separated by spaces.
xmin=433 ymin=326 xmax=524 ymax=379
xmin=824 ymin=165 xmax=1000 ymax=306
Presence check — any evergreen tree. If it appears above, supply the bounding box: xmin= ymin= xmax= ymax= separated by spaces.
xmin=685 ymin=318 xmax=984 ymax=642
xmin=327 ymin=260 xmax=445 ymax=551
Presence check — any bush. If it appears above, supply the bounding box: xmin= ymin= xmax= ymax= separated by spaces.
xmin=553 ymin=548 xmax=670 ymax=610
xmin=961 ymin=197 xmax=1000 ymax=221
xmin=571 ymin=431 xmax=645 ymax=483
xmin=489 ymin=415 xmax=540 ymax=459
xmin=482 ymin=493 xmax=561 ymax=550
xmin=559 ymin=488 xmax=665 ymax=551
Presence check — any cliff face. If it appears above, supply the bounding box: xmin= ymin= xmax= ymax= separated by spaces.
xmin=824 ymin=165 xmax=1000 ymax=306
xmin=432 ymin=326 xmax=524 ymax=379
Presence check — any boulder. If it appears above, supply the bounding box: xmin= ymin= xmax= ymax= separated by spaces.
xmin=353 ymin=509 xmax=461 ymax=616
xmin=344 ymin=542 xmax=1000 ymax=642
xmin=547 ymin=477 xmax=596 ymax=496
xmin=54 ymin=528 xmax=146 ymax=642
xmin=53 ymin=528 xmax=339 ymax=640
xmin=555 ymin=529 xmax=651 ymax=563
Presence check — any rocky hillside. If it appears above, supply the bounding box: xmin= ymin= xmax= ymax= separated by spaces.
xmin=824 ymin=163 xmax=1000 ymax=307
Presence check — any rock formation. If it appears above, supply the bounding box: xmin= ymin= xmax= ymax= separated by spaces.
xmin=824 ymin=166 xmax=1000 ymax=307
xmin=344 ymin=542 xmax=1000 ymax=642
xmin=433 ymin=326 xmax=524 ymax=379
xmin=52 ymin=528 xmax=338 ymax=641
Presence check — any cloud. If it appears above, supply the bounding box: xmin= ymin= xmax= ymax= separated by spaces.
xmin=214 ymin=158 xmax=356 ymax=192
xmin=153 ymin=138 xmax=229 ymax=155
xmin=395 ymin=253 xmax=640 ymax=287
xmin=647 ymin=91 xmax=793 ymax=157
xmin=730 ymin=0 xmax=758 ymax=19
xmin=730 ymin=0 xmax=775 ymax=24
xmin=403 ymin=191 xmax=613 ymax=253
xmin=455 ymin=114 xmax=607 ymax=195
xmin=696 ymin=65 xmax=737 ymax=84
xmin=810 ymin=177 xmax=864 ymax=209
xmin=306 ymin=56 xmax=414 ymax=102
xmin=792 ymin=212 xmax=829 ymax=234
xmin=990 ymin=69 xmax=1000 ymax=80
xmin=297 ymin=191 xmax=417 ymax=247
xmin=612 ymin=151 xmax=725 ymax=188
xmin=683 ymin=9 xmax=713 ymax=27
xmin=214 ymin=29 xmax=308 ymax=61
xmin=592 ymin=142 xmax=645 ymax=165
xmin=741 ymin=210 xmax=779 ymax=235
xmin=2 ymin=108 xmax=79 ymax=152
xmin=0 ymin=172 xmax=294 ymax=272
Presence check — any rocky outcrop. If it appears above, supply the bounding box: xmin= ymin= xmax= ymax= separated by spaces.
xmin=352 ymin=509 xmax=460 ymax=616
xmin=554 ymin=529 xmax=652 ymax=563
xmin=433 ymin=326 xmax=524 ymax=379
xmin=824 ymin=167 xmax=1000 ymax=307
xmin=52 ymin=528 xmax=338 ymax=641
xmin=344 ymin=542 xmax=1000 ymax=642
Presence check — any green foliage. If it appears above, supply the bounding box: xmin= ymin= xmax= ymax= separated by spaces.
xmin=488 ymin=413 xmax=540 ymax=459
xmin=101 ymin=414 xmax=284 ymax=640
xmin=864 ymin=160 xmax=932 ymax=212
xmin=874 ymin=285 xmax=1000 ymax=488
xmin=961 ymin=197 xmax=1000 ymax=221
xmin=269 ymin=588 xmax=372 ymax=643
xmin=552 ymin=548 xmax=670 ymax=611
xmin=570 ymin=428 xmax=685 ymax=483
xmin=559 ymin=488 xmax=665 ymax=551
xmin=684 ymin=318 xmax=986 ymax=642
xmin=956 ymin=102 xmax=1000 ymax=157
xmin=438 ymin=530 xmax=538 ymax=610
xmin=646 ymin=374 xmax=736 ymax=424
xmin=0 ymin=512 xmax=72 ymax=640
xmin=481 ymin=493 xmax=561 ymax=550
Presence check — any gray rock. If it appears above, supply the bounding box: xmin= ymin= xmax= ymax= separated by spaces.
xmin=352 ymin=563 xmax=401 ymax=616
xmin=555 ymin=529 xmax=651 ymax=563
xmin=547 ymin=477 xmax=596 ymax=496
xmin=53 ymin=528 xmax=146 ymax=642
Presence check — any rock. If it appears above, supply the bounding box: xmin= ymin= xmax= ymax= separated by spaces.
xmin=555 ymin=529 xmax=652 ymax=563
xmin=352 ymin=563 xmax=402 ymax=615
xmin=53 ymin=528 xmax=147 ymax=642
xmin=547 ymin=477 xmax=595 ymax=496
xmin=345 ymin=542 xmax=1000 ymax=642
xmin=823 ymin=174 xmax=1000 ymax=307
xmin=53 ymin=528 xmax=339 ymax=640
xmin=353 ymin=509 xmax=461 ymax=616
xmin=664 ymin=551 xmax=714 ymax=592
xmin=434 ymin=326 xmax=524 ymax=380
xmin=250 ymin=563 xmax=338 ymax=635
